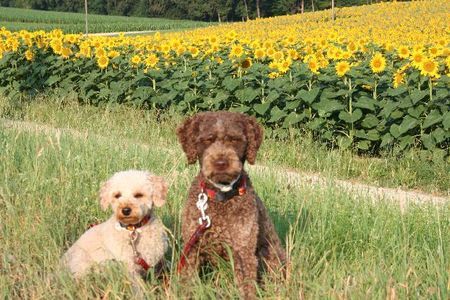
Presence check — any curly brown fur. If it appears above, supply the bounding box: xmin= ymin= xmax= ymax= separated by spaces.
xmin=177 ymin=111 xmax=286 ymax=299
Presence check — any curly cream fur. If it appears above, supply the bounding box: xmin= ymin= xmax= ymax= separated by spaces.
xmin=62 ymin=170 xmax=168 ymax=278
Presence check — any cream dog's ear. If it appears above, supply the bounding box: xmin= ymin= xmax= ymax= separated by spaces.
xmin=99 ymin=180 xmax=111 ymax=211
xmin=147 ymin=174 xmax=168 ymax=207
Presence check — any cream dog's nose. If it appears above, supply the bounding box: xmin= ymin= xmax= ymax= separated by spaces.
xmin=121 ymin=207 xmax=132 ymax=216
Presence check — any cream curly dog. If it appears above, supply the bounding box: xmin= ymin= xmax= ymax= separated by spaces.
xmin=62 ymin=170 xmax=168 ymax=278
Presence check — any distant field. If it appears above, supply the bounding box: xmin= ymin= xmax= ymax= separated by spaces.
xmin=0 ymin=6 xmax=212 ymax=33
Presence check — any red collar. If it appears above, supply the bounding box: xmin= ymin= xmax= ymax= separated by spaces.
xmin=200 ymin=175 xmax=247 ymax=202
xmin=119 ymin=214 xmax=152 ymax=231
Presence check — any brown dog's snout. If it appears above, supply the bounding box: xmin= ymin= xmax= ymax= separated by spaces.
xmin=214 ymin=158 xmax=229 ymax=170
xmin=121 ymin=207 xmax=132 ymax=216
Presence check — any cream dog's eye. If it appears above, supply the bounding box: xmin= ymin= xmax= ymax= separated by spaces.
xmin=134 ymin=193 xmax=144 ymax=198
xmin=114 ymin=192 xmax=121 ymax=199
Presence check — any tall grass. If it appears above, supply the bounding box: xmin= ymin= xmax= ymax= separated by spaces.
xmin=1 ymin=96 xmax=448 ymax=194
xmin=0 ymin=102 xmax=449 ymax=298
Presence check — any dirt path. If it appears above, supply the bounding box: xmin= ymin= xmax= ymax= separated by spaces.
xmin=1 ymin=118 xmax=448 ymax=208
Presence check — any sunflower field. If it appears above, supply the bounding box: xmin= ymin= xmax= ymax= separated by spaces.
xmin=0 ymin=0 xmax=449 ymax=154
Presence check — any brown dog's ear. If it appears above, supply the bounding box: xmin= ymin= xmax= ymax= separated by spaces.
xmin=148 ymin=175 xmax=168 ymax=207
xmin=244 ymin=115 xmax=264 ymax=164
xmin=99 ymin=180 xmax=111 ymax=211
xmin=176 ymin=115 xmax=201 ymax=164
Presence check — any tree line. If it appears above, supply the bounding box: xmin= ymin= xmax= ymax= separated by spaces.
xmin=0 ymin=0 xmax=387 ymax=21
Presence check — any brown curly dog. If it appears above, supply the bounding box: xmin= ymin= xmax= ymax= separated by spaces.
xmin=177 ymin=111 xmax=286 ymax=299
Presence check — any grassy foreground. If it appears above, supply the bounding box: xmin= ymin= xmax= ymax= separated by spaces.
xmin=0 ymin=97 xmax=449 ymax=298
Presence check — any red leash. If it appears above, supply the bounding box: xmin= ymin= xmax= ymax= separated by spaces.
xmin=135 ymin=256 xmax=151 ymax=271
xmin=177 ymin=221 xmax=209 ymax=274
xmin=177 ymin=176 xmax=248 ymax=274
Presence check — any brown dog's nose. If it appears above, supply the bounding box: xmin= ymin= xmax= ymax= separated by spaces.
xmin=214 ymin=159 xmax=229 ymax=170
xmin=122 ymin=207 xmax=132 ymax=216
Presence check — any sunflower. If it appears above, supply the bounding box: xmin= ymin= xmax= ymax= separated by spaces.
xmin=269 ymin=61 xmax=280 ymax=70
xmin=24 ymin=49 xmax=34 ymax=61
xmin=288 ymin=49 xmax=299 ymax=60
xmin=278 ymin=59 xmax=292 ymax=73
xmin=428 ymin=46 xmax=441 ymax=57
xmin=286 ymin=35 xmax=295 ymax=44
xmin=254 ymin=48 xmax=265 ymax=60
xmin=263 ymin=41 xmax=273 ymax=49
xmin=334 ymin=49 xmax=343 ymax=60
xmin=273 ymin=51 xmax=284 ymax=61
xmin=308 ymin=57 xmax=320 ymax=74
xmin=131 ymin=55 xmax=141 ymax=65
xmin=36 ymin=38 xmax=44 ymax=49
xmin=347 ymin=41 xmax=357 ymax=52
xmin=342 ymin=51 xmax=352 ymax=60
xmin=241 ymin=58 xmax=252 ymax=69
xmin=145 ymin=53 xmax=159 ymax=68
xmin=268 ymin=72 xmax=280 ymax=79
xmin=319 ymin=59 xmax=329 ymax=68
xmin=370 ymin=52 xmax=386 ymax=73
xmin=336 ymin=61 xmax=350 ymax=77
xmin=161 ymin=44 xmax=170 ymax=53
xmin=211 ymin=44 xmax=219 ymax=52
xmin=23 ymin=36 xmax=32 ymax=47
xmin=66 ymin=35 xmax=76 ymax=44
xmin=209 ymin=36 xmax=218 ymax=44
xmin=50 ymin=40 xmax=62 ymax=54
xmin=108 ymin=50 xmax=120 ymax=59
xmin=61 ymin=47 xmax=72 ymax=59
xmin=176 ymin=46 xmax=186 ymax=56
xmin=229 ymin=44 xmax=244 ymax=58
xmin=95 ymin=47 xmax=106 ymax=57
xmin=384 ymin=43 xmax=394 ymax=52
xmin=397 ymin=46 xmax=410 ymax=59
xmin=419 ymin=58 xmax=439 ymax=78
xmin=393 ymin=70 xmax=405 ymax=88
xmin=336 ymin=60 xmax=350 ymax=77
xmin=326 ymin=48 xmax=336 ymax=60
xmin=411 ymin=50 xmax=424 ymax=68
xmin=189 ymin=46 xmax=200 ymax=58
xmin=266 ymin=47 xmax=275 ymax=58
xmin=97 ymin=55 xmax=109 ymax=69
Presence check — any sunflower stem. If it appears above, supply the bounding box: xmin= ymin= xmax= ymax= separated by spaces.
xmin=261 ymin=79 xmax=265 ymax=99
xmin=348 ymin=77 xmax=354 ymax=141
xmin=428 ymin=77 xmax=433 ymax=102
xmin=373 ymin=80 xmax=378 ymax=100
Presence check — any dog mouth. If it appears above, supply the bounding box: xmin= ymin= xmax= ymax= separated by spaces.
xmin=209 ymin=173 xmax=240 ymax=185
xmin=207 ymin=172 xmax=242 ymax=190
xmin=217 ymin=180 xmax=231 ymax=185
xmin=117 ymin=215 xmax=141 ymax=225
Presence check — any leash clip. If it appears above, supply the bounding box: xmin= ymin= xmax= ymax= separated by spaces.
xmin=196 ymin=191 xmax=211 ymax=228
xmin=129 ymin=230 xmax=140 ymax=257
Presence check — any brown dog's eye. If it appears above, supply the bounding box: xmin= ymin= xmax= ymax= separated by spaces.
xmin=114 ymin=192 xmax=121 ymax=199
xmin=200 ymin=135 xmax=215 ymax=144
xmin=225 ymin=136 xmax=239 ymax=143
xmin=134 ymin=193 xmax=143 ymax=198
